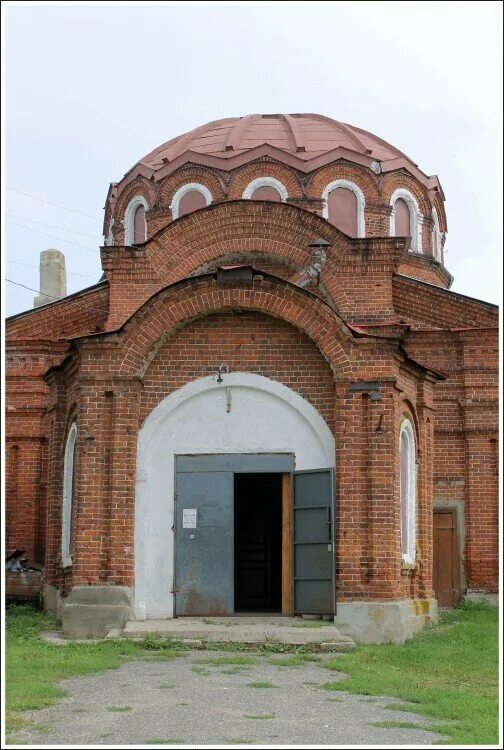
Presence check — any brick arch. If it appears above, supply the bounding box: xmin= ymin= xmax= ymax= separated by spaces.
xmin=307 ymin=163 xmax=381 ymax=204
xmin=146 ymin=199 xmax=351 ymax=313
xmin=189 ymin=250 xmax=299 ymax=279
xmin=157 ymin=166 xmax=226 ymax=207
xmin=228 ymin=161 xmax=303 ymax=200
xmin=116 ymin=276 xmax=354 ymax=379
xmin=431 ymin=192 xmax=447 ymax=233
xmin=114 ymin=178 xmax=156 ymax=220
xmin=379 ymin=172 xmax=431 ymax=217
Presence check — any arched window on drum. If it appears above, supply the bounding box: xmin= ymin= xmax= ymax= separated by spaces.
xmin=322 ymin=180 xmax=365 ymax=238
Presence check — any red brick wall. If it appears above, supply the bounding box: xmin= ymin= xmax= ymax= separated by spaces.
xmin=5 ymin=198 xmax=499 ymax=602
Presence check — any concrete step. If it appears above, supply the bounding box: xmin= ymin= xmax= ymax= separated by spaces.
xmin=122 ymin=616 xmax=355 ymax=651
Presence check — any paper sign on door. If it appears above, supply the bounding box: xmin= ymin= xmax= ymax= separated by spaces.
xmin=183 ymin=508 xmax=197 ymax=529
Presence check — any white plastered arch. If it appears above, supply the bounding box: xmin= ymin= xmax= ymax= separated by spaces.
xmin=170 ymin=183 xmax=213 ymax=219
xmin=134 ymin=373 xmax=335 ymax=619
xmin=431 ymin=207 xmax=442 ymax=261
xmin=124 ymin=195 xmax=149 ymax=245
xmin=389 ymin=188 xmax=423 ymax=253
xmin=62 ymin=421 xmax=77 ymax=567
xmin=242 ymin=176 xmax=288 ymax=202
xmin=399 ymin=417 xmax=417 ymax=565
xmin=322 ymin=179 xmax=366 ymax=238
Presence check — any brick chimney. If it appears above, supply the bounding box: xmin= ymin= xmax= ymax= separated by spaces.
xmin=33 ymin=249 xmax=67 ymax=308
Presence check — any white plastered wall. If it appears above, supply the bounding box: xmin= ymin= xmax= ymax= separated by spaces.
xmin=134 ymin=373 xmax=335 ymax=620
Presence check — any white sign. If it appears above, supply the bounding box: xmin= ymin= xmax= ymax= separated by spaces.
xmin=183 ymin=508 xmax=197 ymax=529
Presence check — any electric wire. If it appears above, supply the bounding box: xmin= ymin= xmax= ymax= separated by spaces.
xmin=6 ymin=260 xmax=96 ymax=279
xmin=7 ymin=187 xmax=102 ymax=221
xmin=8 ymin=221 xmax=98 ymax=251
xmin=5 ymin=214 xmax=102 ymax=239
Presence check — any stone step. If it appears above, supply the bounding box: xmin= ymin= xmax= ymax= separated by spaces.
xmin=121 ymin=616 xmax=356 ymax=651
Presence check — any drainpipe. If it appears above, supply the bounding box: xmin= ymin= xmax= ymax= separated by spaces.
xmin=288 ymin=238 xmax=331 ymax=288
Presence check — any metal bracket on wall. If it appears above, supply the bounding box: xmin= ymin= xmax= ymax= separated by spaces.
xmin=349 ymin=381 xmax=382 ymax=401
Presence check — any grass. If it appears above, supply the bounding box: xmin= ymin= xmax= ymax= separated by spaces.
xmin=5 ymin=601 xmax=499 ymax=746
xmin=323 ymin=601 xmax=499 ymax=745
xmin=4 ymin=604 xmax=188 ymax=737
xmin=245 ymin=714 xmax=276 ymax=720
xmin=106 ymin=705 xmax=132 ymax=712
xmin=193 ymin=655 xmax=258 ymax=666
xmin=246 ymin=681 xmax=276 ymax=689
xmin=373 ymin=720 xmax=425 ymax=730
xmin=270 ymin=653 xmax=321 ymax=667
xmin=146 ymin=740 xmax=186 ymax=745
xmin=191 ymin=665 xmax=211 ymax=676
xmin=294 ymin=620 xmax=332 ymax=628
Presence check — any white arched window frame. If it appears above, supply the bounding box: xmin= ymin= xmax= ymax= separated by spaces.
xmin=399 ymin=418 xmax=417 ymax=565
xmin=124 ymin=195 xmax=149 ymax=245
xmin=242 ymin=177 xmax=288 ymax=202
xmin=62 ymin=421 xmax=77 ymax=567
xmin=431 ymin=207 xmax=442 ymax=262
xmin=389 ymin=188 xmax=423 ymax=253
xmin=321 ymin=179 xmax=366 ymax=238
xmin=170 ymin=183 xmax=213 ymax=219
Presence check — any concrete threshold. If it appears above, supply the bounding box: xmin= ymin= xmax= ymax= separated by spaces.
xmin=122 ymin=615 xmax=355 ymax=650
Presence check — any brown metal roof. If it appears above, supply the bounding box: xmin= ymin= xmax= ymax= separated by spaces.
xmin=140 ymin=113 xmax=408 ymax=169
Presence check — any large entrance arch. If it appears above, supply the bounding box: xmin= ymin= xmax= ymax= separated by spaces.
xmin=135 ymin=373 xmax=335 ymax=620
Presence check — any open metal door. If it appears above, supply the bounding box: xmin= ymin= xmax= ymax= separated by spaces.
xmin=174 ymin=471 xmax=234 ymax=615
xmin=292 ymin=468 xmax=335 ymax=615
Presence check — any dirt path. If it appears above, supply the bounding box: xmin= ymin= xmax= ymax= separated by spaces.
xmin=12 ymin=650 xmax=443 ymax=745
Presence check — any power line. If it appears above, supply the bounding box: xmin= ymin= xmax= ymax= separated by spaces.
xmin=6 ymin=260 xmax=96 ymax=279
xmin=6 ymin=278 xmax=59 ymax=299
xmin=8 ymin=221 xmax=98 ymax=252
xmin=7 ymin=187 xmax=102 ymax=221
xmin=5 ymin=214 xmax=102 ymax=239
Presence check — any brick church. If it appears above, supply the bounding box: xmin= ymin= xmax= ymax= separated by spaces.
xmin=5 ymin=114 xmax=499 ymax=642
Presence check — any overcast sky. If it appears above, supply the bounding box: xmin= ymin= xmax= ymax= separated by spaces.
xmin=3 ymin=1 xmax=502 ymax=317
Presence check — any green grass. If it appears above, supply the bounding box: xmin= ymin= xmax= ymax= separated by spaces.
xmin=373 ymin=720 xmax=425 ymax=730
xmin=106 ymin=705 xmax=132 ymax=712
xmin=323 ymin=602 xmax=498 ymax=745
xmin=245 ymin=714 xmax=276 ymax=720
xmin=191 ymin=665 xmax=211 ymax=676
xmin=4 ymin=604 xmax=188 ymax=736
xmin=194 ymin=655 xmax=258 ymax=666
xmin=246 ymin=681 xmax=276 ymax=689
xmin=145 ymin=740 xmax=185 ymax=745
xmin=270 ymin=653 xmax=321 ymax=667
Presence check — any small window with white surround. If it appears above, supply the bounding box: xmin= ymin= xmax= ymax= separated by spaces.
xmin=322 ymin=180 xmax=366 ymax=238
xmin=170 ymin=183 xmax=212 ymax=219
xmin=62 ymin=421 xmax=77 ymax=567
xmin=243 ymin=177 xmax=288 ymax=202
xmin=399 ymin=417 xmax=417 ymax=565
xmin=390 ymin=188 xmax=423 ymax=253
xmin=124 ymin=195 xmax=149 ymax=245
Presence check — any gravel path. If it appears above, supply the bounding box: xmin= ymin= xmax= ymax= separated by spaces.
xmin=12 ymin=650 xmax=443 ymax=745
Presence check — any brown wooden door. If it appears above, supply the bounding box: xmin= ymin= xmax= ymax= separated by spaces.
xmin=433 ymin=510 xmax=461 ymax=608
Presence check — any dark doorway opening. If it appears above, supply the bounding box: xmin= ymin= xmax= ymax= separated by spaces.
xmin=234 ymin=473 xmax=282 ymax=612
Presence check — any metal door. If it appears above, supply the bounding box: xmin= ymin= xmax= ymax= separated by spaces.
xmin=174 ymin=471 xmax=234 ymax=615
xmin=293 ymin=468 xmax=335 ymax=615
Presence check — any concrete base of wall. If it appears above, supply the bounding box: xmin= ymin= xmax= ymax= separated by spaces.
xmin=465 ymin=590 xmax=499 ymax=607
xmin=62 ymin=586 xmax=132 ymax=639
xmin=43 ymin=584 xmax=63 ymax=619
xmin=334 ymin=598 xmax=438 ymax=644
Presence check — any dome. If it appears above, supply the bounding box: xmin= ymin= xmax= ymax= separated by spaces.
xmin=136 ymin=113 xmax=416 ymax=171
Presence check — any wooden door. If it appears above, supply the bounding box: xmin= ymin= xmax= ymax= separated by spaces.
xmin=433 ymin=510 xmax=461 ymax=608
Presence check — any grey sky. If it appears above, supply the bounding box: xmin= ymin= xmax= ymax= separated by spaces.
xmin=4 ymin=1 xmax=502 ymax=317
